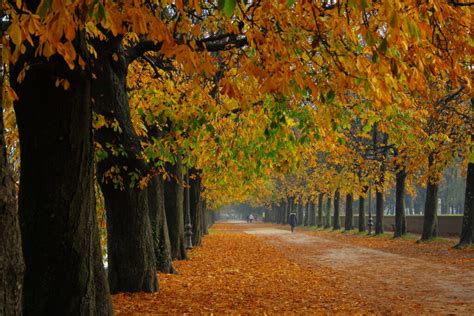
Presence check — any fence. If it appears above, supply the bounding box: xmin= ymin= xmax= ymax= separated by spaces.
xmin=334 ymin=215 xmax=463 ymax=235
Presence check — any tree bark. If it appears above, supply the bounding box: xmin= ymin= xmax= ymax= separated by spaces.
xmin=147 ymin=176 xmax=175 ymax=273
xmin=344 ymin=194 xmax=354 ymax=230
xmin=318 ymin=193 xmax=324 ymax=227
xmin=420 ymin=155 xmax=440 ymax=241
xmin=394 ymin=167 xmax=407 ymax=238
xmin=164 ymin=157 xmax=187 ymax=260
xmin=201 ymin=199 xmax=209 ymax=235
xmin=333 ymin=190 xmax=341 ymax=230
xmin=456 ymin=161 xmax=474 ymax=247
xmin=0 ymin=86 xmax=24 ymax=316
xmin=190 ymin=170 xmax=202 ymax=246
xmin=309 ymin=201 xmax=316 ymax=226
xmin=359 ymin=187 xmax=368 ymax=232
xmin=324 ymin=195 xmax=331 ymax=228
xmin=12 ymin=32 xmax=112 ymax=314
xmin=92 ymin=35 xmax=157 ymax=293
xmin=297 ymin=200 xmax=304 ymax=226
xmin=303 ymin=203 xmax=309 ymax=226
xmin=285 ymin=197 xmax=293 ymax=225
xmin=278 ymin=201 xmax=286 ymax=224
xmin=375 ymin=190 xmax=384 ymax=234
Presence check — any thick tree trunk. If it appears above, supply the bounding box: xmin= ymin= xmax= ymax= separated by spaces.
xmin=285 ymin=197 xmax=292 ymax=225
xmin=148 ymin=176 xmax=175 ymax=274
xmin=359 ymin=187 xmax=367 ymax=232
xmin=317 ymin=193 xmax=324 ymax=227
xmin=324 ymin=195 xmax=331 ymax=228
xmin=0 ymin=91 xmax=24 ymax=315
xmin=309 ymin=201 xmax=316 ymax=226
xmin=421 ymin=155 xmax=440 ymax=241
xmin=394 ymin=167 xmax=407 ymax=238
xmin=421 ymin=180 xmax=439 ymax=241
xmin=297 ymin=200 xmax=303 ymax=226
xmin=201 ymin=199 xmax=208 ymax=235
xmin=456 ymin=161 xmax=474 ymax=247
xmin=375 ymin=190 xmax=384 ymax=234
xmin=164 ymin=157 xmax=187 ymax=260
xmin=12 ymin=33 xmax=112 ymax=314
xmin=303 ymin=203 xmax=309 ymax=226
xmin=190 ymin=170 xmax=202 ymax=246
xmin=92 ymin=35 xmax=157 ymax=293
xmin=278 ymin=201 xmax=286 ymax=224
xmin=344 ymin=194 xmax=353 ymax=230
xmin=333 ymin=190 xmax=341 ymax=230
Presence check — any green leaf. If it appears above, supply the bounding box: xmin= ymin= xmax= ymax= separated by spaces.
xmin=219 ymin=0 xmax=236 ymax=17
xmin=287 ymin=0 xmax=296 ymax=7
xmin=362 ymin=124 xmax=372 ymax=133
xmin=407 ymin=20 xmax=421 ymax=40
xmin=378 ymin=38 xmax=388 ymax=53
xmin=326 ymin=90 xmax=335 ymax=104
xmin=37 ymin=0 xmax=52 ymax=18
xmin=468 ymin=151 xmax=474 ymax=164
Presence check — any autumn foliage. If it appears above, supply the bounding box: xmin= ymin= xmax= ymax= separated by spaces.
xmin=112 ymin=223 xmax=474 ymax=314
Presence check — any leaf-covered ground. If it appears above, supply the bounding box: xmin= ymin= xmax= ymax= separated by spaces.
xmin=113 ymin=222 xmax=474 ymax=314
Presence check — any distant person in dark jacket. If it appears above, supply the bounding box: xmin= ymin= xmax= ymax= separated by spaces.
xmin=289 ymin=212 xmax=297 ymax=232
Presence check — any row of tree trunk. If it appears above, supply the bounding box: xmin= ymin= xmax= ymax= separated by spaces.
xmin=1 ymin=28 xmax=214 ymax=315
xmin=268 ymin=161 xmax=472 ymax=246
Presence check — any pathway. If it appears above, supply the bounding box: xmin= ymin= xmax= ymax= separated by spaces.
xmin=245 ymin=225 xmax=474 ymax=314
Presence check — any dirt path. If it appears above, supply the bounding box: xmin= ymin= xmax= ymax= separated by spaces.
xmin=245 ymin=225 xmax=474 ymax=314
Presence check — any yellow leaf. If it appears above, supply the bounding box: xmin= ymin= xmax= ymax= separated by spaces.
xmin=9 ymin=22 xmax=22 ymax=46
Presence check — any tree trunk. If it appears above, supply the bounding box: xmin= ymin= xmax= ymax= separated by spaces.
xmin=456 ymin=161 xmax=474 ymax=247
xmin=164 ymin=157 xmax=187 ymax=260
xmin=190 ymin=170 xmax=202 ymax=246
xmin=297 ymin=200 xmax=303 ymax=226
xmin=279 ymin=201 xmax=286 ymax=224
xmin=359 ymin=187 xmax=367 ymax=232
xmin=333 ymin=190 xmax=341 ymax=230
xmin=92 ymin=35 xmax=157 ymax=293
xmin=12 ymin=33 xmax=112 ymax=314
xmin=394 ymin=167 xmax=407 ymax=238
xmin=421 ymin=155 xmax=440 ymax=241
xmin=285 ymin=197 xmax=292 ymax=225
xmin=318 ymin=193 xmax=324 ymax=227
xmin=375 ymin=190 xmax=384 ymax=234
xmin=0 ymin=86 xmax=24 ymax=316
xmin=147 ymin=176 xmax=175 ymax=274
xmin=303 ymin=203 xmax=309 ymax=226
xmin=309 ymin=201 xmax=316 ymax=226
xmin=344 ymin=194 xmax=353 ymax=231
xmin=201 ymin=199 xmax=208 ymax=235
xmin=324 ymin=195 xmax=331 ymax=228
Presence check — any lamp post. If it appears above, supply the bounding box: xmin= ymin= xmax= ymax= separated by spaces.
xmin=184 ymin=167 xmax=193 ymax=250
xmin=368 ymin=185 xmax=373 ymax=235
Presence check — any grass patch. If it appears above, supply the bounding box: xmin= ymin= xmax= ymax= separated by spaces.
xmin=340 ymin=229 xmax=359 ymax=235
xmin=368 ymin=232 xmax=392 ymax=239
xmin=400 ymin=233 xmax=417 ymax=240
xmin=430 ymin=236 xmax=453 ymax=244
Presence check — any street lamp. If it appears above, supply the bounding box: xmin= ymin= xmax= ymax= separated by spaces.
xmin=184 ymin=167 xmax=193 ymax=250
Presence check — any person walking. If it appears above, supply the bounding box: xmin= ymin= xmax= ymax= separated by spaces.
xmin=248 ymin=214 xmax=254 ymax=223
xmin=289 ymin=212 xmax=297 ymax=232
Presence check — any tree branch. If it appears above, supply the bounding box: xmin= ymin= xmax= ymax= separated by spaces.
xmin=449 ymin=0 xmax=474 ymax=6
xmin=125 ymin=33 xmax=248 ymax=65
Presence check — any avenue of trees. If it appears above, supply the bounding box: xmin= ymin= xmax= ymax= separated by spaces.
xmin=0 ymin=0 xmax=473 ymax=315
